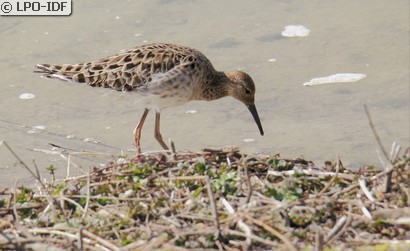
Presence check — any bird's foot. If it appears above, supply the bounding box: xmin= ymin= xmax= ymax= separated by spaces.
xmin=169 ymin=138 xmax=177 ymax=161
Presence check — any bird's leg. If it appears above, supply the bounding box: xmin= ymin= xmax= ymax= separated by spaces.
xmin=133 ymin=108 xmax=150 ymax=154
xmin=154 ymin=110 xmax=170 ymax=151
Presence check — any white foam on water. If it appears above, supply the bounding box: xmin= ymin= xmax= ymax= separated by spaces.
xmin=243 ymin=138 xmax=255 ymax=143
xmin=281 ymin=25 xmax=310 ymax=37
xmin=27 ymin=125 xmax=46 ymax=134
xmin=19 ymin=93 xmax=35 ymax=99
xmin=303 ymin=73 xmax=367 ymax=86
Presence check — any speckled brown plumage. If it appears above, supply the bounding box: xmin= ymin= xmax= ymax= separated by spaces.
xmin=34 ymin=43 xmax=264 ymax=152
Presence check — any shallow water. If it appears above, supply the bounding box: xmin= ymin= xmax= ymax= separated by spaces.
xmin=1 ymin=0 xmax=409 ymax=186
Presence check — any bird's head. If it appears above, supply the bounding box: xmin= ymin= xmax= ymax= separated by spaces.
xmin=225 ymin=71 xmax=264 ymax=136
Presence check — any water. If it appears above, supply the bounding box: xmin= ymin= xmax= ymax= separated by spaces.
xmin=0 ymin=0 xmax=409 ymax=186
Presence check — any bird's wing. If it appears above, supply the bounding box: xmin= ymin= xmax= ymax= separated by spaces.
xmin=34 ymin=45 xmax=198 ymax=93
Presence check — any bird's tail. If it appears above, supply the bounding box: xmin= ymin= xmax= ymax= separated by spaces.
xmin=34 ymin=63 xmax=88 ymax=82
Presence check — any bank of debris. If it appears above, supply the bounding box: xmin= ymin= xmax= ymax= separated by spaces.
xmin=0 ymin=146 xmax=409 ymax=250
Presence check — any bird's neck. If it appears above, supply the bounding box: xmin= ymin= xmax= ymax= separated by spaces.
xmin=198 ymin=71 xmax=231 ymax=101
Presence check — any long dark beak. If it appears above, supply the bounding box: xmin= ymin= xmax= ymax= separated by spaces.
xmin=247 ymin=104 xmax=264 ymax=136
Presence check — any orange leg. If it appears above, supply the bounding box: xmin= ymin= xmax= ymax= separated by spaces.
xmin=154 ymin=110 xmax=169 ymax=151
xmin=133 ymin=108 xmax=150 ymax=154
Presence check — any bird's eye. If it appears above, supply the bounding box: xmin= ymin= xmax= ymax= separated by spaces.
xmin=245 ymin=88 xmax=251 ymax=94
